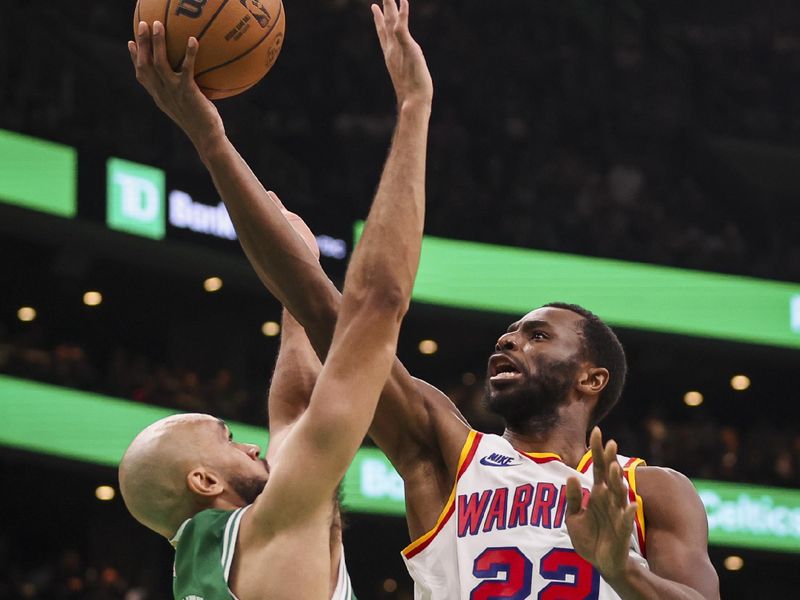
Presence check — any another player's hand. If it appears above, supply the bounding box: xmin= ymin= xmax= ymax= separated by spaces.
xmin=565 ymin=427 xmax=638 ymax=583
xmin=266 ymin=191 xmax=320 ymax=261
xmin=371 ymin=0 xmax=433 ymax=109
xmin=128 ymin=21 xmax=224 ymax=148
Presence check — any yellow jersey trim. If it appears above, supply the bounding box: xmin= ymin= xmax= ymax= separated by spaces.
xmin=576 ymin=450 xmax=593 ymax=473
xmin=402 ymin=430 xmax=480 ymax=558
xmin=624 ymin=458 xmax=647 ymax=554
xmin=521 ymin=449 xmax=593 ymax=472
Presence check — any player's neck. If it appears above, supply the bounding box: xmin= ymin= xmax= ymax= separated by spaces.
xmin=503 ymin=417 xmax=589 ymax=468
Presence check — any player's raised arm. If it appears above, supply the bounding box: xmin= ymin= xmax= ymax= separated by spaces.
xmin=264 ymin=309 xmax=322 ymax=464
xmin=128 ymin=20 xmax=340 ymax=349
xmin=249 ymin=0 xmax=433 ymax=527
xmin=262 ymin=216 xmax=324 ymax=463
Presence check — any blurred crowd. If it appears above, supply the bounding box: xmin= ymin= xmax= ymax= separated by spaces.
xmin=3 ymin=323 xmax=799 ymax=490
xmin=0 ymin=326 xmax=256 ymax=423
xmin=2 ymin=0 xmax=799 ymax=282
xmin=0 ymin=547 xmax=156 ymax=600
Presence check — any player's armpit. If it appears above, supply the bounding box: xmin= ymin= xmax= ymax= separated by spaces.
xmin=370 ymin=362 xmax=471 ymax=477
xmin=632 ymin=467 xmax=721 ymax=600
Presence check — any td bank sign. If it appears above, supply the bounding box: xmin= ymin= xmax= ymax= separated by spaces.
xmin=107 ymin=158 xmax=166 ymax=240
xmin=106 ymin=157 xmax=235 ymax=241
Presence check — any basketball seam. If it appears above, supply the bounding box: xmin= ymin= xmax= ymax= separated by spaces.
xmin=197 ymin=0 xmax=230 ymax=42
xmin=195 ymin=0 xmax=283 ymax=78
xmin=201 ymin=81 xmax=255 ymax=92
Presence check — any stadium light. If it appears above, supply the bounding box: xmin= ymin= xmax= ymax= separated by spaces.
xmin=731 ymin=375 xmax=751 ymax=391
xmin=724 ymin=556 xmax=744 ymax=571
xmin=17 ymin=307 xmax=36 ymax=322
xmin=684 ymin=391 xmax=704 ymax=407
xmin=261 ymin=321 xmax=281 ymax=337
xmin=203 ymin=277 xmax=223 ymax=292
xmin=95 ymin=485 xmax=115 ymax=501
xmin=418 ymin=340 xmax=438 ymax=355
xmin=83 ymin=291 xmax=103 ymax=306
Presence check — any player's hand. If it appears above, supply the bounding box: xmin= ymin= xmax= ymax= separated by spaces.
xmin=266 ymin=191 xmax=320 ymax=260
xmin=371 ymin=0 xmax=433 ymax=109
xmin=565 ymin=427 xmax=638 ymax=582
xmin=128 ymin=21 xmax=224 ymax=148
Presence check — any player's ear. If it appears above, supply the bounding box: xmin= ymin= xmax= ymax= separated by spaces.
xmin=187 ymin=468 xmax=224 ymax=497
xmin=576 ymin=366 xmax=609 ymax=397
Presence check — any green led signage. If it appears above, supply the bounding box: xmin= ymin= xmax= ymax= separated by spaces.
xmin=1 ymin=375 xmax=799 ymax=552
xmin=0 ymin=375 xmax=263 ymax=466
xmin=697 ymin=480 xmax=800 ymax=553
xmin=0 ymin=129 xmax=77 ymax=217
xmin=107 ymin=157 xmax=166 ymax=240
xmin=341 ymin=447 xmax=406 ymax=516
xmin=355 ymin=223 xmax=800 ymax=349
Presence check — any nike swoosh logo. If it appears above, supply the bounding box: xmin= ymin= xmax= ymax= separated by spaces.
xmin=479 ymin=457 xmax=523 ymax=467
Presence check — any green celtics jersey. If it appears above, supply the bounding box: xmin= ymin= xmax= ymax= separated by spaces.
xmin=171 ymin=506 xmax=357 ymax=600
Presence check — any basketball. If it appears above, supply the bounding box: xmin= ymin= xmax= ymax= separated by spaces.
xmin=133 ymin=0 xmax=285 ymax=99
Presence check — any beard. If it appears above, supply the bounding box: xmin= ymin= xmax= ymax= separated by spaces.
xmin=483 ymin=354 xmax=579 ymax=432
xmin=228 ymin=464 xmax=268 ymax=505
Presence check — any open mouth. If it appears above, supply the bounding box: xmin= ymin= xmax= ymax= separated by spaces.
xmin=488 ymin=354 xmax=522 ymax=383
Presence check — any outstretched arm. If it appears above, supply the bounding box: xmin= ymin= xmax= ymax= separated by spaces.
xmin=263 ymin=217 xmax=323 ymax=464
xmin=128 ymin=21 xmax=340 ymax=353
xmin=254 ymin=0 xmax=434 ymax=527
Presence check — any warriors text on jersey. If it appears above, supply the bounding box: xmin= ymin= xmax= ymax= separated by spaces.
xmin=171 ymin=506 xmax=357 ymax=600
xmin=402 ymin=431 xmax=648 ymax=600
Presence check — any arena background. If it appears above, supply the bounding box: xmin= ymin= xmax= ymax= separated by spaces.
xmin=1 ymin=0 xmax=799 ymax=597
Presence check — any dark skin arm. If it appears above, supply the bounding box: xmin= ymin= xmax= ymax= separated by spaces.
xmin=625 ymin=467 xmax=720 ymax=599
xmin=566 ymin=428 xmax=720 ymax=600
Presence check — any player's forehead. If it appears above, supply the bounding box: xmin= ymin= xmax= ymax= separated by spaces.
xmin=169 ymin=414 xmax=228 ymax=439
xmin=212 ymin=417 xmax=230 ymax=439
xmin=508 ymin=307 xmax=584 ymax=334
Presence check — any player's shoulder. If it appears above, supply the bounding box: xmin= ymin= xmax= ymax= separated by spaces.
xmin=177 ymin=508 xmax=242 ymax=547
xmin=635 ymin=465 xmax=695 ymax=494
xmin=634 ymin=466 xmax=706 ymax=524
xmin=188 ymin=507 xmax=237 ymax=527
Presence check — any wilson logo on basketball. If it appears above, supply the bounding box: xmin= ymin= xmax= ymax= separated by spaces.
xmin=175 ymin=0 xmax=207 ymax=19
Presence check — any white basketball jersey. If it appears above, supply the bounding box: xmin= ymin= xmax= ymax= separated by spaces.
xmin=402 ymin=431 xmax=648 ymax=600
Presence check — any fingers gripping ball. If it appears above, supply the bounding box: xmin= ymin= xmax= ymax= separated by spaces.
xmin=134 ymin=0 xmax=285 ymax=99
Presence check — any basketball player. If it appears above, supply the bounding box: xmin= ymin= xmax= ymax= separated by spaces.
xmin=130 ymin=0 xmax=720 ymax=597
xmin=120 ymin=1 xmax=433 ymax=598
xmin=237 ymin=230 xmax=721 ymax=599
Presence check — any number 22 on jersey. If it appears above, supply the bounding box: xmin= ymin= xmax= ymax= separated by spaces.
xmin=471 ymin=546 xmax=600 ymax=600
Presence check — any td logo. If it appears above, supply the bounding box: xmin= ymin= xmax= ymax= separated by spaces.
xmin=107 ymin=158 xmax=166 ymax=240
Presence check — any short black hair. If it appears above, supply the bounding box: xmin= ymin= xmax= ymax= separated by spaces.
xmin=543 ymin=302 xmax=627 ymax=428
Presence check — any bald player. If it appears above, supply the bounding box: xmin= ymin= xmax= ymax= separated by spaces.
xmin=120 ymin=1 xmax=434 ymax=598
